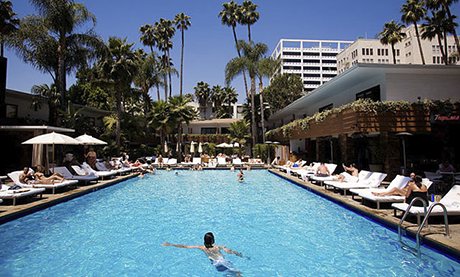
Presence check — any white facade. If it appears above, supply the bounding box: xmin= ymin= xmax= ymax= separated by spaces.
xmin=337 ymin=25 xmax=460 ymax=74
xmin=271 ymin=39 xmax=353 ymax=92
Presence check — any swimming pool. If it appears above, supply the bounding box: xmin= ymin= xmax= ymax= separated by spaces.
xmin=0 ymin=170 xmax=459 ymax=276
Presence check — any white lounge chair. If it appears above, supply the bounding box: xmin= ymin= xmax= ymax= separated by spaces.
xmin=350 ymin=175 xmax=412 ymax=209
xmin=0 ymin=184 xmax=45 ymax=206
xmin=327 ymin=172 xmax=388 ymax=195
xmin=192 ymin=157 xmax=202 ymax=165
xmin=51 ymin=166 xmax=99 ymax=184
xmin=217 ymin=157 xmax=227 ymax=166
xmin=208 ymin=159 xmax=217 ymax=168
xmin=392 ymin=185 xmax=460 ymax=225
xmin=167 ymin=158 xmax=177 ymax=166
xmin=324 ymin=170 xmax=373 ymax=189
xmin=7 ymin=170 xmax=78 ymax=194
xmin=309 ymin=163 xmax=338 ymax=184
xmin=96 ymin=161 xmax=131 ymax=175
xmin=232 ymin=158 xmax=243 ymax=166
xmin=424 ymin=171 xmax=443 ymax=182
xmin=80 ymin=163 xmax=117 ymax=180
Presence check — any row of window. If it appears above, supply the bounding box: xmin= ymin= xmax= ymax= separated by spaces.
xmin=432 ymin=56 xmax=459 ymax=64
xmin=283 ymin=66 xmax=337 ymax=71
xmin=282 ymin=51 xmax=338 ymax=57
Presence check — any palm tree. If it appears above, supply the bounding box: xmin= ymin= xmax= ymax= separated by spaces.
xmin=240 ymin=0 xmax=259 ymax=42
xmin=401 ymin=0 xmax=427 ymax=64
xmin=154 ymin=18 xmax=175 ymax=99
xmin=379 ymin=21 xmax=407 ymax=64
xmin=168 ymin=95 xmax=197 ymax=162
xmin=194 ymin=81 xmax=211 ymax=119
xmin=422 ymin=10 xmax=449 ymax=64
xmin=219 ymin=1 xmax=249 ymax=99
xmin=222 ymin=86 xmax=238 ymax=118
xmin=226 ymin=40 xmax=268 ymax=146
xmin=426 ymin=0 xmax=460 ymax=55
xmin=25 ymin=0 xmax=102 ymax=110
xmin=257 ymin=57 xmax=280 ymax=142
xmin=210 ymin=85 xmax=226 ymax=118
xmin=31 ymin=83 xmax=60 ymax=125
xmin=140 ymin=24 xmax=156 ymax=54
xmin=133 ymin=50 xmax=161 ymax=113
xmin=148 ymin=100 xmax=171 ymax=151
xmin=97 ymin=37 xmax=138 ymax=146
xmin=228 ymin=119 xmax=250 ymax=156
xmin=0 ymin=0 xmax=19 ymax=119
xmin=174 ymin=13 xmax=191 ymax=97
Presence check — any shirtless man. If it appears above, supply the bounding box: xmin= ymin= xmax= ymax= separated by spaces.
xmin=315 ymin=162 xmax=331 ymax=177
xmin=336 ymin=163 xmax=359 ymax=182
xmin=19 ymin=167 xmax=35 ymax=184
xmin=162 ymin=232 xmax=243 ymax=275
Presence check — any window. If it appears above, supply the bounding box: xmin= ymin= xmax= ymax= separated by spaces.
xmin=356 ymin=85 xmax=381 ymax=101
xmin=377 ymin=49 xmax=381 ymax=56
xmin=304 ymin=74 xmax=320 ymax=78
xmin=370 ymin=48 xmax=373 ymax=55
xmin=396 ymin=49 xmax=400 ymax=56
xmin=319 ymin=103 xmax=333 ymax=112
xmin=6 ymin=104 xmax=18 ymax=118
xmin=201 ymin=128 xmax=217 ymax=134
xmin=221 ymin=128 xmax=230 ymax=134
xmin=362 ymin=48 xmax=366 ymax=55
xmin=282 ymin=51 xmax=301 ymax=56
xmin=385 ymin=49 xmax=389 ymax=56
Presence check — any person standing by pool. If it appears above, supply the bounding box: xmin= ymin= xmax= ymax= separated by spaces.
xmin=162 ymin=232 xmax=243 ymax=275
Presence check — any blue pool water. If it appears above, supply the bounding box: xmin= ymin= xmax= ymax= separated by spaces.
xmin=0 ymin=170 xmax=459 ymax=276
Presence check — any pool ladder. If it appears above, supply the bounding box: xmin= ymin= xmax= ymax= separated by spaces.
xmin=398 ymin=197 xmax=450 ymax=257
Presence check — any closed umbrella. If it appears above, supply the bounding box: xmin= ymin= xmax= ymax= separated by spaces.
xmin=75 ymin=134 xmax=107 ymax=145
xmin=164 ymin=141 xmax=169 ymax=154
xmin=190 ymin=141 xmax=195 ymax=153
xmin=22 ymin=132 xmax=80 ymax=169
xmin=198 ymin=142 xmax=203 ymax=153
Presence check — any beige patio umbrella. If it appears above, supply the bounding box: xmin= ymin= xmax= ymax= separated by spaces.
xmin=22 ymin=132 xmax=80 ymax=169
xmin=75 ymin=134 xmax=107 ymax=145
xmin=164 ymin=141 xmax=169 ymax=154
xmin=198 ymin=142 xmax=203 ymax=153
xmin=190 ymin=141 xmax=196 ymax=154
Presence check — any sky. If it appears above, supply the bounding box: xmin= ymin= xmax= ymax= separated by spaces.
xmin=5 ymin=0 xmax=460 ymax=102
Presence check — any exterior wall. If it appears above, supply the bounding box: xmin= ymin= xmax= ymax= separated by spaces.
xmin=272 ymin=39 xmax=352 ymax=92
xmin=5 ymin=89 xmax=48 ymax=122
xmin=290 ymin=138 xmax=305 ymax=154
xmin=337 ymin=25 xmax=459 ymax=74
xmin=183 ymin=118 xmax=240 ymax=135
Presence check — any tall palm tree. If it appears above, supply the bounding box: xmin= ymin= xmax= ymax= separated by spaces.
xmin=169 ymin=95 xmax=197 ymax=162
xmin=139 ymin=23 xmax=156 ymax=54
xmin=219 ymin=1 xmax=249 ymax=99
xmin=26 ymin=0 xmax=101 ymax=110
xmin=0 ymin=0 xmax=19 ymax=119
xmin=422 ymin=10 xmax=450 ymax=64
xmin=148 ymin=100 xmax=171 ymax=150
xmin=226 ymin=40 xmax=268 ymax=146
xmin=174 ymin=13 xmax=191 ymax=97
xmin=240 ymin=0 xmax=259 ymax=42
xmin=222 ymin=86 xmax=238 ymax=118
xmin=97 ymin=37 xmax=138 ymax=146
xmin=257 ymin=57 xmax=280 ymax=142
xmin=31 ymin=83 xmax=60 ymax=125
xmin=210 ymin=85 xmax=225 ymax=118
xmin=154 ymin=18 xmax=175 ymax=99
xmin=426 ymin=0 xmax=460 ymax=55
xmin=401 ymin=0 xmax=427 ymax=64
xmin=133 ymin=49 xmax=162 ymax=113
xmin=379 ymin=21 xmax=407 ymax=64
xmin=194 ymin=81 xmax=211 ymax=119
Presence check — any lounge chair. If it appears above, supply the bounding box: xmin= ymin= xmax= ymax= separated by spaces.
xmin=309 ymin=163 xmax=338 ymax=184
xmin=96 ymin=161 xmax=131 ymax=175
xmin=7 ymin=170 xmax=78 ymax=194
xmin=51 ymin=166 xmax=99 ymax=184
xmin=424 ymin=171 xmax=443 ymax=182
xmin=349 ymin=175 xmax=412 ymax=209
xmin=208 ymin=159 xmax=217 ymax=168
xmin=392 ymin=185 xmax=460 ymax=225
xmin=324 ymin=170 xmax=373 ymax=189
xmin=79 ymin=163 xmax=117 ymax=180
xmin=192 ymin=157 xmax=202 ymax=165
xmin=232 ymin=158 xmax=243 ymax=167
xmin=0 ymin=184 xmax=45 ymax=206
xmin=167 ymin=158 xmax=178 ymax=166
xmin=326 ymin=172 xmax=387 ymax=195
xmin=217 ymin=157 xmax=227 ymax=166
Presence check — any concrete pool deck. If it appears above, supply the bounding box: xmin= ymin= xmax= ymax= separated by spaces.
xmin=268 ymin=169 xmax=460 ymax=260
xmin=1 ymin=168 xmax=459 ymax=260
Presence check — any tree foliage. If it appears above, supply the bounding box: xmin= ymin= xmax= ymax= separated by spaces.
xmin=263 ymin=74 xmax=304 ymax=113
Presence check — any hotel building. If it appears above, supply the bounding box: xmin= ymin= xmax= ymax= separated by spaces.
xmin=337 ymin=25 xmax=460 ymax=74
xmin=271 ymin=39 xmax=353 ymax=92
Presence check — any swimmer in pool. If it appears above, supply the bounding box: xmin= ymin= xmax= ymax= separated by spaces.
xmin=237 ymin=169 xmax=244 ymax=182
xmin=162 ymin=232 xmax=243 ymax=275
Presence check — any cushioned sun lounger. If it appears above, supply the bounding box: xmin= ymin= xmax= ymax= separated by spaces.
xmin=96 ymin=162 xmax=131 ymax=175
xmin=80 ymin=163 xmax=117 ymax=180
xmin=392 ymin=185 xmax=460 ymax=225
xmin=326 ymin=172 xmax=387 ymax=195
xmin=232 ymin=158 xmax=243 ymax=166
xmin=7 ymin=170 xmax=78 ymax=194
xmin=0 ymin=184 xmax=45 ymax=206
xmin=324 ymin=170 xmax=373 ymax=188
xmin=51 ymin=166 xmax=99 ymax=184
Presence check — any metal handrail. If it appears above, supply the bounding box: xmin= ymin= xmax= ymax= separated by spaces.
xmin=398 ymin=197 xmax=427 ymax=242
xmin=416 ymin=202 xmax=450 ymax=257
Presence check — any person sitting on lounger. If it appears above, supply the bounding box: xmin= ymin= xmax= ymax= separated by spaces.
xmin=162 ymin=232 xmax=243 ymax=275
xmin=336 ymin=163 xmax=359 ymax=182
xmin=372 ymin=174 xmax=427 ymax=199
xmin=315 ymin=162 xmax=331 ymax=177
xmin=19 ymin=167 xmax=35 ymax=184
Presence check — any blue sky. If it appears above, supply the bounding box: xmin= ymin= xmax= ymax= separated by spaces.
xmin=5 ymin=0 xmax=460 ymax=102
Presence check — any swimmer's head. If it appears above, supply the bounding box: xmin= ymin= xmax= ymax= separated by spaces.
xmin=204 ymin=232 xmax=215 ymax=248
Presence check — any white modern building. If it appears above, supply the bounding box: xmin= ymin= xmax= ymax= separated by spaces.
xmin=337 ymin=25 xmax=460 ymax=74
xmin=271 ymin=39 xmax=353 ymax=92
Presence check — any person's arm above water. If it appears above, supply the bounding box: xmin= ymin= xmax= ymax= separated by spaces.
xmin=162 ymin=242 xmax=201 ymax=249
xmin=220 ymin=245 xmax=243 ymax=257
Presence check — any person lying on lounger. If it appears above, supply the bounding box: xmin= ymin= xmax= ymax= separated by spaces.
xmin=315 ymin=162 xmax=331 ymax=177
xmin=34 ymin=165 xmax=65 ymax=183
xmin=336 ymin=163 xmax=359 ymax=182
xmin=162 ymin=232 xmax=243 ymax=275
xmin=372 ymin=174 xmax=426 ymax=198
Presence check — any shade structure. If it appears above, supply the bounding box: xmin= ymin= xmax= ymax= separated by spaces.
xmin=22 ymin=132 xmax=80 ymax=169
xmin=190 ymin=141 xmax=195 ymax=153
xmin=216 ymin=142 xmax=233 ymax=148
xmin=75 ymin=134 xmax=107 ymax=145
xmin=198 ymin=142 xmax=203 ymax=153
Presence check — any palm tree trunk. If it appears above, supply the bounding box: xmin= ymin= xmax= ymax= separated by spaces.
xmin=156 ymin=84 xmax=161 ymax=101
xmin=232 ymin=26 xmax=250 ymax=99
xmin=250 ymin=76 xmax=257 ymax=147
xmin=177 ymin=123 xmax=183 ymax=162
xmin=57 ymin=39 xmax=66 ymax=111
xmin=258 ymin=76 xmax=265 ymax=143
xmin=164 ymin=73 xmax=168 ymax=101
xmin=391 ymin=44 xmax=397 ymax=64
xmin=248 ymin=24 xmax=252 ymax=42
xmin=443 ymin=5 xmax=460 ymax=56
xmin=115 ymin=88 xmax=122 ymax=147
xmin=413 ymin=23 xmax=425 ymax=65
xmin=167 ymin=50 xmax=172 ymax=98
xmin=444 ymin=32 xmax=448 ymax=64
xmin=437 ymin=34 xmax=447 ymax=64
xmin=180 ymin=30 xmax=184 ymax=97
